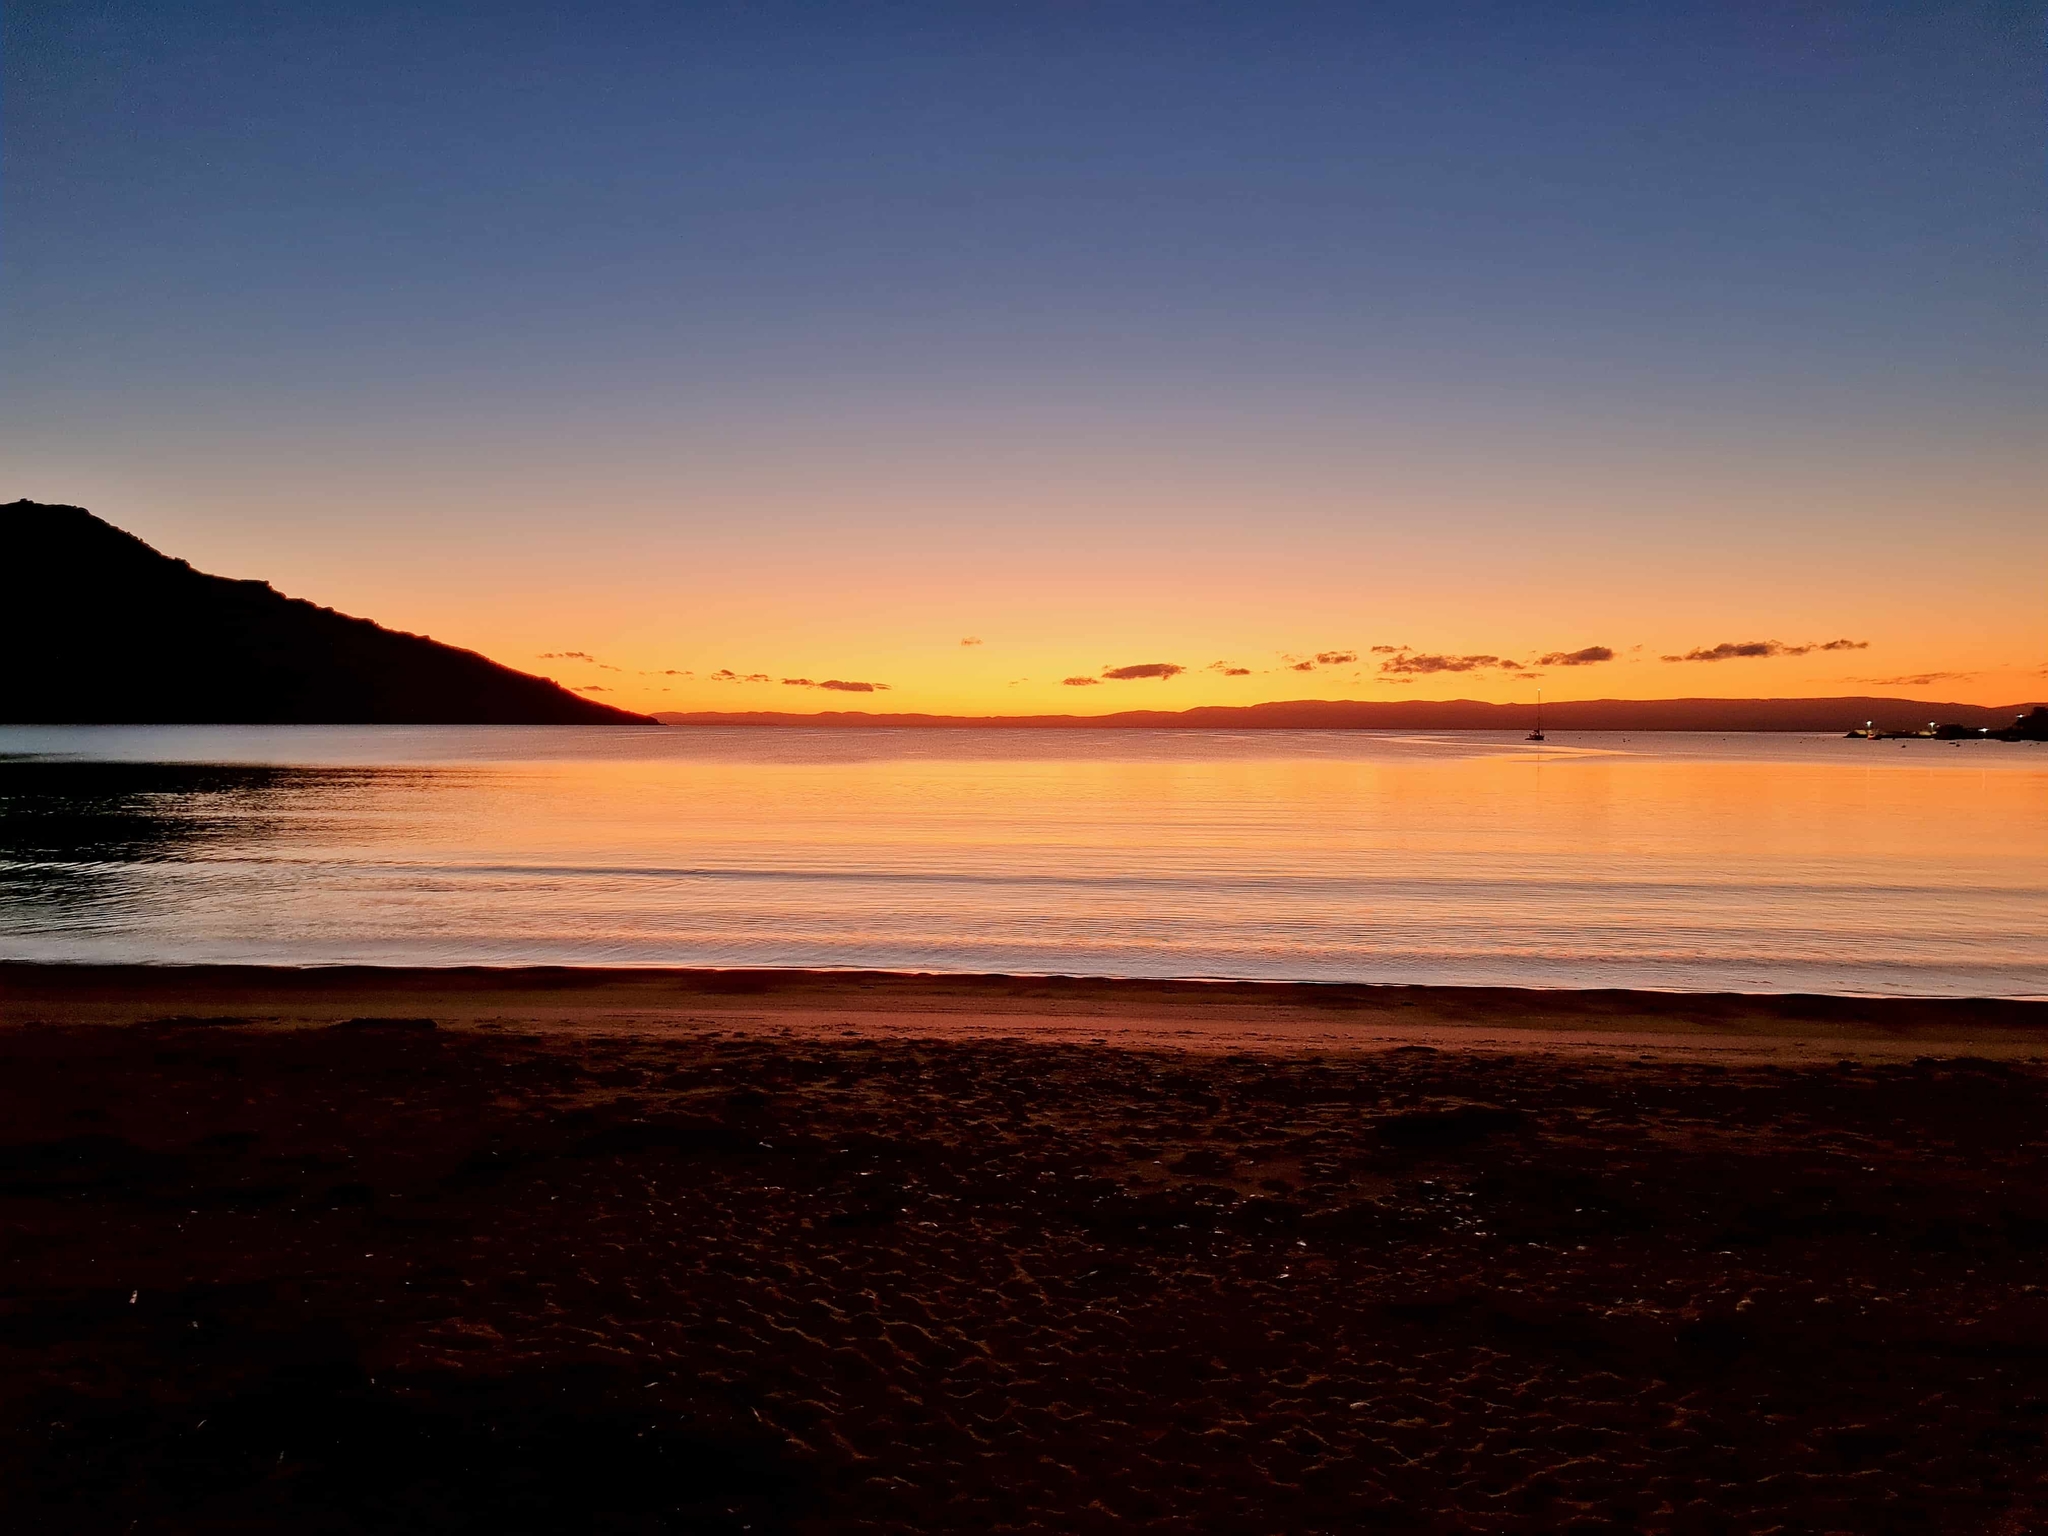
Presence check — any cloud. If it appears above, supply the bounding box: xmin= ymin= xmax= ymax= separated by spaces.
xmin=644 ymin=668 xmax=692 ymax=677
xmin=573 ymin=684 xmax=609 ymax=692
xmin=539 ymin=650 xmax=618 ymax=671
xmin=1856 ymin=672 xmax=1978 ymax=687
xmin=1379 ymin=652 xmax=1509 ymax=675
xmin=1100 ymin=663 xmax=1184 ymax=681
xmin=960 ymin=636 xmax=983 ymax=647
xmin=1367 ymin=642 xmax=1603 ymax=671
xmin=782 ymin=677 xmax=890 ymax=692
xmin=709 ymin=669 xmax=772 ymax=683
xmin=1281 ymin=649 xmax=1360 ymax=672
xmin=1662 ymin=639 xmax=1869 ymax=662
xmin=1062 ymin=676 xmax=1100 ymax=687
xmin=1207 ymin=661 xmax=1252 ymax=677
xmin=1665 ymin=642 xmax=1780 ymax=662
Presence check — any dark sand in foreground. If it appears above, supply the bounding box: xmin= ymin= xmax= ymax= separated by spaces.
xmin=3 ymin=967 xmax=2045 ymax=1533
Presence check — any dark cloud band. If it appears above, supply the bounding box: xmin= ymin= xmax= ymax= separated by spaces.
xmin=1100 ymin=663 xmax=1184 ymax=681
xmin=1379 ymin=652 xmax=1516 ymax=675
xmin=1662 ymin=639 xmax=1867 ymax=662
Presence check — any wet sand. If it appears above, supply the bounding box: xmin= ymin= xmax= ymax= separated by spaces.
xmin=3 ymin=966 xmax=2046 ymax=1532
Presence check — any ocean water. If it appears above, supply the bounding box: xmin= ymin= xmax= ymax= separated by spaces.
xmin=1 ymin=725 xmax=2043 ymax=996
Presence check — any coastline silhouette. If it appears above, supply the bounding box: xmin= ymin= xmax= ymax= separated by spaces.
xmin=651 ymin=696 xmax=2044 ymax=733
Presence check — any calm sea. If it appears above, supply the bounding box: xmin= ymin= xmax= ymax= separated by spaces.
xmin=1 ymin=726 xmax=2043 ymax=996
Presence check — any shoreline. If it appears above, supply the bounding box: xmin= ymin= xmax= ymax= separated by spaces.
xmin=6 ymin=963 xmax=2044 ymax=1060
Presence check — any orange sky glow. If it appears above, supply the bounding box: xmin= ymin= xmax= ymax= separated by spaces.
xmin=7 ymin=3 xmax=2041 ymax=719
xmin=34 ymin=431 xmax=2042 ymax=717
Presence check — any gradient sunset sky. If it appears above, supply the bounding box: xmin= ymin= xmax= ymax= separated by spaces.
xmin=5 ymin=1 xmax=2041 ymax=715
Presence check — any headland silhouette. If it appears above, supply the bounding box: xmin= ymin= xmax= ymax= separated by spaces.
xmin=1 ymin=501 xmax=651 ymax=724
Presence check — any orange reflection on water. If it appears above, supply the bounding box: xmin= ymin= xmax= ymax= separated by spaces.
xmin=3 ymin=728 xmax=2043 ymax=993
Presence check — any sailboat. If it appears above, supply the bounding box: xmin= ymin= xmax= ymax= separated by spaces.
xmin=1527 ymin=690 xmax=1544 ymax=742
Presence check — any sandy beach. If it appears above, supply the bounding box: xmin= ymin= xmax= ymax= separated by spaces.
xmin=3 ymin=967 xmax=2045 ymax=1532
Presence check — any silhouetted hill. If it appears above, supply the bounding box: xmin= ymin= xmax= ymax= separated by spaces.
xmin=1 ymin=501 xmax=652 ymax=724
xmin=654 ymin=697 xmax=2043 ymax=732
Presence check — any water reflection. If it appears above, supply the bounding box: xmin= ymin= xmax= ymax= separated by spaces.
xmin=0 ymin=760 xmax=393 ymax=920
xmin=0 ymin=730 xmax=2041 ymax=993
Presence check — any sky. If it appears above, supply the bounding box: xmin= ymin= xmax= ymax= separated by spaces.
xmin=5 ymin=0 xmax=2042 ymax=716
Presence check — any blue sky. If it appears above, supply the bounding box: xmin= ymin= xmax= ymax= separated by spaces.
xmin=5 ymin=1 xmax=2042 ymax=710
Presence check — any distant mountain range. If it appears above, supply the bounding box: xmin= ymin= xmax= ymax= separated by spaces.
xmin=1 ymin=501 xmax=651 ymax=724
xmin=655 ymin=697 xmax=2044 ymax=732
